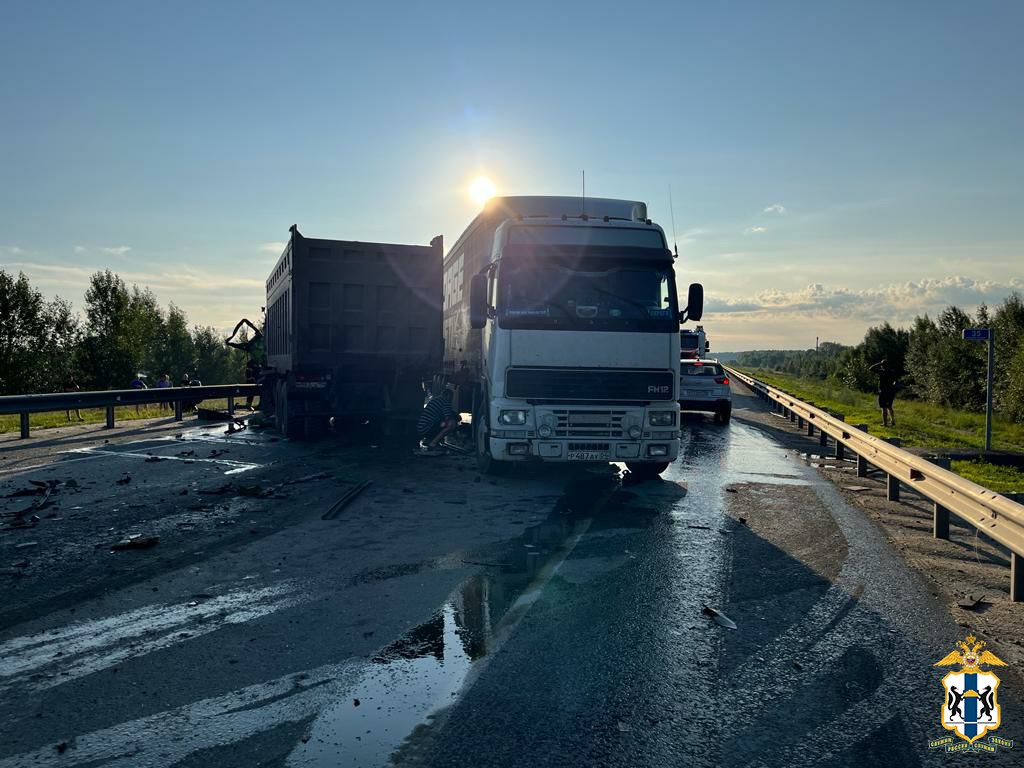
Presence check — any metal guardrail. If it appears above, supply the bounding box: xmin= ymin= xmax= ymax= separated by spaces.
xmin=0 ymin=384 xmax=260 ymax=439
xmin=726 ymin=366 xmax=1024 ymax=602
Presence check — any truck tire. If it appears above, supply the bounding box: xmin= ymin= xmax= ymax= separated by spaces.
xmin=474 ymin=400 xmax=503 ymax=475
xmin=625 ymin=462 xmax=670 ymax=480
xmin=715 ymin=404 xmax=732 ymax=425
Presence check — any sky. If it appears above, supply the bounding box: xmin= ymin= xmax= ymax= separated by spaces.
xmin=1 ymin=0 xmax=1022 ymax=350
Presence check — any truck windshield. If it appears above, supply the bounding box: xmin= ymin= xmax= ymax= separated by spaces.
xmin=498 ymin=259 xmax=678 ymax=332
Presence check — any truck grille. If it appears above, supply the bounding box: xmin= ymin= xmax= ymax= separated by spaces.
xmin=568 ymin=442 xmax=611 ymax=452
xmin=554 ymin=410 xmax=625 ymax=438
xmin=506 ymin=368 xmax=674 ymax=401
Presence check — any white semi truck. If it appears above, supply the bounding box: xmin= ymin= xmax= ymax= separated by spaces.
xmin=442 ymin=196 xmax=703 ymax=477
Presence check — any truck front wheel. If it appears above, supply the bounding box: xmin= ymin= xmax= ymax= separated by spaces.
xmin=275 ymin=382 xmax=302 ymax=439
xmin=474 ymin=401 xmax=502 ymax=475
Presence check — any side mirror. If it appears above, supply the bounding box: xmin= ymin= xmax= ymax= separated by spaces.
xmin=469 ymin=273 xmax=489 ymax=329
xmin=679 ymin=283 xmax=704 ymax=322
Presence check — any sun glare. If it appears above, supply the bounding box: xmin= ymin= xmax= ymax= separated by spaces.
xmin=469 ymin=175 xmax=496 ymax=205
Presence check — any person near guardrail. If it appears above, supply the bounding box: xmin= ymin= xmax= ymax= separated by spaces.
xmin=65 ymin=376 xmax=84 ymax=422
xmin=155 ymin=373 xmax=172 ymax=411
xmin=129 ymin=373 xmax=147 ymax=414
xmin=180 ymin=373 xmax=203 ymax=412
xmin=869 ymin=359 xmax=899 ymax=427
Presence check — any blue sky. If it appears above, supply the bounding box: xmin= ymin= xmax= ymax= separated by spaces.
xmin=1 ymin=0 xmax=1022 ymax=349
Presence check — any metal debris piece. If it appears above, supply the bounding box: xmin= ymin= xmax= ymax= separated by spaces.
xmin=725 ymin=488 xmax=738 ymax=494
xmin=957 ymin=594 xmax=986 ymax=611
xmin=116 ymin=474 xmax=131 ymax=485
xmin=843 ymin=485 xmax=873 ymax=492
xmin=702 ymin=605 xmax=737 ymax=630
xmin=321 ymin=481 xmax=372 ymax=520
xmin=111 ymin=536 xmax=159 ymax=551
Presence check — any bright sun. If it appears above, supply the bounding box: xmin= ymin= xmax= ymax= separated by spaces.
xmin=469 ymin=175 xmax=496 ymax=205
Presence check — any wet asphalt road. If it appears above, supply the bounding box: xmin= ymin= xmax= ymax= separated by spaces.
xmin=1 ymin=388 xmax=1022 ymax=767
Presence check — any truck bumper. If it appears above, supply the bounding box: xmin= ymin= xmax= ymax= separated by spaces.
xmin=487 ymin=435 xmax=679 ymax=463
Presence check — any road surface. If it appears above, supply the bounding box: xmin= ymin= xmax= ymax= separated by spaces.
xmin=1 ymin=386 xmax=1021 ymax=767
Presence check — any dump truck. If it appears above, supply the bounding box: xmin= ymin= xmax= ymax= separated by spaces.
xmin=263 ymin=225 xmax=443 ymax=438
xmin=441 ymin=196 xmax=703 ymax=477
xmin=680 ymin=325 xmax=709 ymax=359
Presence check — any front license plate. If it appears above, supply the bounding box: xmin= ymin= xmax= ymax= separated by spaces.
xmin=567 ymin=451 xmax=609 ymax=461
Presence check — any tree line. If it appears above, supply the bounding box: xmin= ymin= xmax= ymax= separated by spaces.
xmin=735 ymin=294 xmax=1024 ymax=422
xmin=0 ymin=269 xmax=247 ymax=396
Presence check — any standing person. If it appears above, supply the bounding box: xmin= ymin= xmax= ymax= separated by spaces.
xmin=155 ymin=373 xmax=172 ymax=411
xmin=244 ymin=357 xmax=260 ymax=409
xmin=417 ymin=387 xmax=460 ymax=455
xmin=869 ymin=359 xmax=898 ymax=427
xmin=129 ymin=373 xmax=147 ymax=415
xmin=181 ymin=373 xmax=203 ymax=411
xmin=65 ymin=376 xmax=84 ymax=422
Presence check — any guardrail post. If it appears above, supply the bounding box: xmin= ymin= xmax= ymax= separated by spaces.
xmin=933 ymin=503 xmax=950 ymax=540
xmin=174 ymin=400 xmax=183 ymax=421
xmin=1012 ymin=554 xmax=1024 ymax=603
xmin=789 ymin=408 xmax=796 ymax=423
xmin=105 ymin=405 xmax=115 ymax=429
xmin=857 ymin=454 xmax=868 ymax=477
xmin=20 ymin=412 xmax=30 ymax=439
xmin=227 ymin=396 xmax=235 ymax=415
xmin=819 ymin=429 xmax=828 ymax=448
xmin=806 ymin=422 xmax=814 ymax=436
xmin=797 ymin=415 xmax=804 ymax=428
xmin=887 ymin=473 xmax=900 ymax=502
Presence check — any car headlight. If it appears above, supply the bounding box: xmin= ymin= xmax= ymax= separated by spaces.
xmin=538 ymin=423 xmax=554 ymax=438
xmin=499 ymin=409 xmax=528 ymax=426
xmin=649 ymin=411 xmax=676 ymax=427
xmin=627 ymin=425 xmax=643 ymax=439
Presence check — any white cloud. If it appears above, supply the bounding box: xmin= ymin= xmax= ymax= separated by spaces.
xmin=259 ymin=242 xmax=287 ymax=254
xmin=74 ymin=245 xmax=87 ymax=254
xmin=763 ymin=203 xmax=786 ymax=215
xmin=744 ymin=226 xmax=768 ymax=234
xmin=2 ymin=245 xmax=25 ymax=256
xmin=100 ymin=246 xmax=132 ymax=256
xmin=704 ymin=276 xmax=1024 ymax=321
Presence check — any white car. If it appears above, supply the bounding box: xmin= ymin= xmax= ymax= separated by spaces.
xmin=679 ymin=359 xmax=732 ymax=423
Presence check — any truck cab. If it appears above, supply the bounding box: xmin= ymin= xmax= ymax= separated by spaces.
xmin=447 ymin=197 xmax=702 ymax=477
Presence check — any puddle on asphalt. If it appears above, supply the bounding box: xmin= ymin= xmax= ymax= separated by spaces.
xmin=680 ymin=423 xmax=809 ymax=486
xmin=288 ymin=476 xmax=668 ymax=767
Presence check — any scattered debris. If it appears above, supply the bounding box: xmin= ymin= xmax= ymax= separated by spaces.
xmin=686 ymin=524 xmax=712 ymax=530
xmin=116 ymin=474 xmax=132 ymax=485
xmin=353 ymin=698 xmax=361 ymax=707
xmin=842 ymin=485 xmax=873 ymax=492
xmin=617 ymin=721 xmax=632 ymax=733
xmin=957 ymin=594 xmax=987 ymax=611
xmin=177 ymin=450 xmax=195 ymax=457
xmin=283 ymin=472 xmax=331 ymax=486
xmin=56 ymin=741 xmax=68 ymax=754
xmin=322 ymin=481 xmax=372 ymax=520
xmin=144 ymin=455 xmax=165 ymax=463
xmin=738 ymin=517 xmax=747 ymax=525
xmin=14 ymin=541 xmax=39 ymax=550
xmin=725 ymin=488 xmax=738 ymax=494
xmin=702 ymin=605 xmax=737 ymax=630
xmin=111 ymin=535 xmax=159 ymax=551
xmin=792 ymin=661 xmax=804 ymax=671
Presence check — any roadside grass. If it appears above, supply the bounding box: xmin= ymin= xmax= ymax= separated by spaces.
xmin=734 ymin=368 xmax=1024 ymax=493
xmin=0 ymin=398 xmax=234 ymax=435
xmin=952 ymin=460 xmax=1024 ymax=495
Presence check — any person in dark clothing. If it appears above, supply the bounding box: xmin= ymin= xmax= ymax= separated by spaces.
xmin=244 ymin=358 xmax=260 ymax=409
xmin=417 ymin=388 xmax=460 ymax=454
xmin=869 ymin=359 xmax=898 ymax=427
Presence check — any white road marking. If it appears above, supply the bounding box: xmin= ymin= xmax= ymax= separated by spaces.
xmin=0 ymin=583 xmax=304 ymax=694
xmin=64 ymin=446 xmax=261 ymax=474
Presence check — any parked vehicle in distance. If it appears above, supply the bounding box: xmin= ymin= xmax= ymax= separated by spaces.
xmin=679 ymin=359 xmax=731 ymax=423
xmin=442 ymin=195 xmax=703 ymax=477
xmin=263 ymin=225 xmax=443 ymax=438
xmin=680 ymin=325 xmax=709 ymax=359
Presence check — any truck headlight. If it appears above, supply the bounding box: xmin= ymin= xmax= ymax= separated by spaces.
xmin=627 ymin=425 xmax=642 ymax=439
xmin=499 ymin=409 xmax=528 ymax=426
xmin=649 ymin=411 xmax=676 ymax=427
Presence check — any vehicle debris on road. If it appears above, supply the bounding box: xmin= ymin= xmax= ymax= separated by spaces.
xmin=111 ymin=535 xmax=160 ymax=551
xmin=702 ymin=604 xmax=738 ymax=630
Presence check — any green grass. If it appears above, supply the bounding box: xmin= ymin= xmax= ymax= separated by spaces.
xmin=952 ymin=460 xmax=1024 ymax=495
xmin=0 ymin=398 xmax=234 ymax=435
xmin=734 ymin=367 xmax=1024 ymax=493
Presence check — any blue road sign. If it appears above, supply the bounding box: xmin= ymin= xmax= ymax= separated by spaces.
xmin=963 ymin=328 xmax=991 ymax=341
